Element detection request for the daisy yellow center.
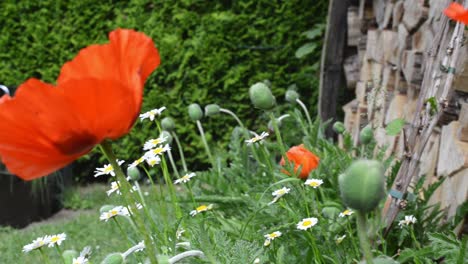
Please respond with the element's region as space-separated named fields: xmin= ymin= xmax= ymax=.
xmin=196 ymin=205 xmax=208 ymax=212
xmin=152 ymin=148 xmax=164 ymax=154
xmin=51 ymin=236 xmax=59 ymax=243
xmin=148 ymin=159 xmax=158 ymax=166
xmin=151 ymin=139 xmax=162 ymax=145
xmin=181 ymin=175 xmax=190 ymax=181
xmin=252 ymin=136 xmax=261 ymax=142
xmin=302 ymin=220 xmax=312 ymax=227
xmin=104 ymin=166 xmax=113 ymax=173
xmin=309 ymin=182 xmax=320 ymax=187
xmin=38 ymin=241 xmax=45 ymax=246
xmin=110 ymin=210 xmax=119 ymax=216
xmin=343 ymin=210 xmax=351 ymax=215
xmin=277 ymin=190 xmax=286 ymax=195
xmin=268 ymin=233 xmax=279 ymax=239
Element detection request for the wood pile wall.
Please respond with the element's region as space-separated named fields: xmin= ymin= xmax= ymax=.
xmin=340 ymin=0 xmax=468 ymax=230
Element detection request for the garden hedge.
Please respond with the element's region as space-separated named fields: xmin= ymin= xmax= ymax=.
xmin=0 ymin=0 xmax=327 ymax=178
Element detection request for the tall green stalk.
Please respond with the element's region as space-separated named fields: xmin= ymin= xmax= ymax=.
xmin=356 ymin=211 xmax=374 ymax=264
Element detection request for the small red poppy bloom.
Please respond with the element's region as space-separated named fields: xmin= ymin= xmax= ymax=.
xmin=0 ymin=29 xmax=160 ymax=180
xmin=444 ymin=2 xmax=468 ymax=24
xmin=280 ymin=144 xmax=320 ymax=179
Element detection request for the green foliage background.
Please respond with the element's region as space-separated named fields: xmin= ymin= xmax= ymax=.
xmin=0 ymin=0 xmax=327 ymax=176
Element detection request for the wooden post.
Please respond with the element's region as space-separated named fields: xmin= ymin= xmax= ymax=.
xmin=319 ymin=0 xmax=349 ymax=137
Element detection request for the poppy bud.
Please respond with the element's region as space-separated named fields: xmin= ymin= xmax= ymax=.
xmin=285 ymin=89 xmax=299 ymax=104
xmin=359 ymin=125 xmax=373 ymax=144
xmin=188 ymin=104 xmax=203 ymax=121
xmin=101 ymin=253 xmax=124 ymax=264
xmin=160 ymin=130 xmax=173 ymax=144
xmin=249 ymin=82 xmax=276 ymax=110
xmin=100 ymin=204 xmax=116 ymax=213
xmin=157 ymin=255 xmax=171 ymax=264
xmin=333 ymin=121 xmax=346 ymax=134
xmin=161 ymin=117 xmax=175 ymax=131
xmin=127 ymin=166 xmax=141 ymax=181
xmin=339 ymin=160 xmax=385 ymax=213
xmin=204 ymin=104 xmax=221 ymax=117
xmin=62 ymin=250 xmax=78 ymax=264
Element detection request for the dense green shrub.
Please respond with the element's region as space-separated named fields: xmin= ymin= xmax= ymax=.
xmin=0 ymin=0 xmax=327 ymax=176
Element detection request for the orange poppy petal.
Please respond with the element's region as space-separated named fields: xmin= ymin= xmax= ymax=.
xmin=444 ymin=3 xmax=468 ymax=24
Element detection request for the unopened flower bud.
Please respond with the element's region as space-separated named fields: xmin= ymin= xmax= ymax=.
xmin=285 ymin=89 xmax=299 ymax=103
xmin=359 ymin=125 xmax=373 ymax=144
xmin=101 ymin=253 xmax=124 ymax=264
xmin=188 ymin=104 xmax=203 ymax=121
xmin=62 ymin=250 xmax=78 ymax=264
xmin=99 ymin=204 xmax=116 ymax=213
xmin=204 ymin=104 xmax=221 ymax=117
xmin=127 ymin=166 xmax=141 ymax=181
xmin=161 ymin=117 xmax=175 ymax=131
xmin=249 ymin=82 xmax=276 ymax=110
xmin=339 ymin=160 xmax=385 ymax=213
xmin=160 ymin=130 xmax=173 ymax=144
xmin=333 ymin=121 xmax=346 ymax=134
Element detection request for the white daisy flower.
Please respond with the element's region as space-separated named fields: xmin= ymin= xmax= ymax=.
xmin=254 ymin=258 xmax=260 ymax=264
xmin=176 ymin=228 xmax=185 ymax=240
xmin=146 ymin=155 xmax=161 ymax=167
xmin=190 ymin=204 xmax=213 ymax=216
xmin=134 ymin=241 xmax=145 ymax=252
xmin=145 ymin=144 xmax=171 ymax=157
xmin=144 ymin=191 xmax=149 ymax=196
xmin=99 ymin=206 xmax=130 ymax=222
xmin=339 ymin=209 xmax=354 ymax=218
xmin=72 ymin=256 xmax=89 ymax=264
xmin=22 ymin=236 xmax=50 ymax=253
xmin=129 ymin=156 xmax=147 ymax=169
xmin=135 ymin=203 xmax=143 ymax=210
xmin=174 ymin=172 xmax=196 ymax=184
xmin=246 ymin=131 xmax=269 ymax=145
xmin=139 ymin=107 xmax=166 ymax=121
xmin=335 ymin=234 xmax=346 ymax=244
xmin=398 ymin=215 xmax=417 ymax=228
xmin=94 ymin=160 xmax=125 ymax=177
xmin=304 ymin=179 xmax=323 ymax=188
xmin=143 ymin=136 xmax=168 ymax=150
xmin=297 ymin=217 xmax=318 ymax=230
xmin=47 ymin=233 xmax=66 ymax=247
xmin=263 ymin=231 xmax=282 ymax=246
xmin=106 ymin=181 xmax=121 ymax=196
xmin=268 ymin=187 xmax=291 ymax=205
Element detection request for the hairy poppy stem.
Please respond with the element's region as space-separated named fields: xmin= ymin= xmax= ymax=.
xmin=171 ymin=132 xmax=188 ymax=172
xmin=100 ymin=141 xmax=159 ymax=264
xmin=356 ymin=211 xmax=374 ymax=264
xmin=296 ymin=98 xmax=313 ymax=128
xmin=268 ymin=112 xmax=287 ymax=155
xmin=196 ymin=120 xmax=216 ymax=168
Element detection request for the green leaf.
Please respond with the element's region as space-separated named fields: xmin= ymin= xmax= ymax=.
xmin=301 ymin=24 xmax=325 ymax=39
xmin=295 ymin=42 xmax=317 ymax=58
xmin=386 ymin=118 xmax=405 ymax=136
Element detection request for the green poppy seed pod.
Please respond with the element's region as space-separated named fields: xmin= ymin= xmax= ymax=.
xmin=99 ymin=204 xmax=116 ymax=214
xmin=62 ymin=250 xmax=78 ymax=264
xmin=157 ymin=255 xmax=171 ymax=264
xmin=339 ymin=160 xmax=385 ymax=213
xmin=204 ymin=104 xmax=221 ymax=117
xmin=285 ymin=89 xmax=299 ymax=104
xmin=249 ymin=82 xmax=276 ymax=110
xmin=161 ymin=117 xmax=175 ymax=131
xmin=160 ymin=130 xmax=173 ymax=144
xmin=358 ymin=256 xmax=400 ymax=264
xmin=188 ymin=104 xmax=203 ymax=121
xmin=321 ymin=206 xmax=341 ymax=219
xmin=359 ymin=125 xmax=373 ymax=144
xmin=333 ymin=121 xmax=346 ymax=134
xmin=127 ymin=166 xmax=141 ymax=181
xmin=101 ymin=253 xmax=125 ymax=264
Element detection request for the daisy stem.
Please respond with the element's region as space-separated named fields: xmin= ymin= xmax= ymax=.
xmin=305 ymin=232 xmax=323 ymax=264
xmin=346 ymin=221 xmax=361 ymax=257
xmin=171 ymin=132 xmax=188 ymax=172
xmin=410 ymin=227 xmax=421 ymax=249
xmin=196 ymin=120 xmax=216 ymax=168
xmin=161 ymin=155 xmax=183 ymax=219
xmin=258 ymin=144 xmax=274 ymax=174
xmin=38 ymin=248 xmax=51 ymax=264
xmin=167 ymin=149 xmax=180 ymax=178
xmin=112 ymin=218 xmax=134 ymax=246
xmin=268 ymin=112 xmax=287 ymax=157
xmin=356 ymin=211 xmax=374 ymax=264
xmin=296 ymin=98 xmax=313 ymax=129
xmin=239 ymin=204 xmax=269 ymax=240
xmin=100 ymin=141 xmax=159 ymax=264
xmin=54 ymin=245 xmax=66 ymax=264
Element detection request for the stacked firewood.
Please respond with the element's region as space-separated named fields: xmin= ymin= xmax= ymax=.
xmin=341 ymin=0 xmax=468 ymax=231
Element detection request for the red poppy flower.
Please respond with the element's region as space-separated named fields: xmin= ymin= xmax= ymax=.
xmin=0 ymin=29 xmax=160 ymax=180
xmin=444 ymin=2 xmax=468 ymax=24
xmin=280 ymin=144 xmax=320 ymax=179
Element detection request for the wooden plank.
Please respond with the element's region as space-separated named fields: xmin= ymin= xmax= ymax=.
xmin=401 ymin=50 xmax=424 ymax=86
xmin=458 ymin=102 xmax=468 ymax=142
xmin=418 ymin=132 xmax=440 ymax=189
xmin=366 ymin=30 xmax=381 ymax=62
xmin=348 ymin=6 xmax=361 ymax=46
xmin=319 ymin=0 xmax=348 ymax=137
xmin=437 ymin=121 xmax=468 ymax=177
xmin=344 ymin=54 xmax=360 ymax=89
xmin=439 ymin=168 xmax=468 ymax=219
xmin=402 ymin=0 xmax=428 ymax=33
xmin=392 ymin=1 xmax=405 ymax=30
xmin=452 ymin=42 xmax=468 ymax=93
xmin=379 ymin=1 xmax=394 ymax=30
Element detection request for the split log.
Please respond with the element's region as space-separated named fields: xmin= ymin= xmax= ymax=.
xmin=366 ymin=30 xmax=381 ymax=62
xmin=379 ymin=30 xmax=398 ymax=63
xmin=348 ymin=6 xmax=361 ymax=46
xmin=402 ymin=50 xmax=424 ymax=85
xmin=402 ymin=0 xmax=429 ymax=33
xmin=373 ymin=0 xmax=387 ymax=28
xmin=379 ymin=1 xmax=394 ymax=29
xmin=437 ymin=121 xmax=468 ymax=177
xmin=418 ymin=132 xmax=440 ymax=188
xmin=453 ymin=41 xmax=468 ymax=93
xmin=343 ymin=99 xmax=359 ymax=133
xmin=385 ymin=94 xmax=408 ymax=124
xmin=412 ymin=21 xmax=434 ymax=52
xmin=344 ymin=54 xmax=360 ymax=89
xmin=439 ymin=168 xmax=468 ymax=219
xmin=382 ymin=66 xmax=397 ymax=92
xmin=392 ymin=1 xmax=405 ymax=30
xmin=458 ymin=102 xmax=468 ymax=142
